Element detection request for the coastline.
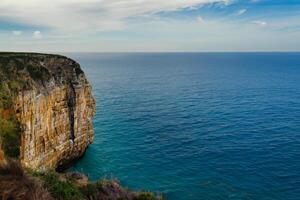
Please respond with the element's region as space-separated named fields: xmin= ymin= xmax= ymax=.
xmin=0 ymin=52 xmax=162 ymax=200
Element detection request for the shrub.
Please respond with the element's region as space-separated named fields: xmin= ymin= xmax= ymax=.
xmin=0 ymin=117 xmax=21 ymax=158
xmin=136 ymin=193 xmax=161 ymax=200
xmin=79 ymin=183 xmax=97 ymax=198
xmin=0 ymin=159 xmax=53 ymax=200
xmin=0 ymin=62 xmax=22 ymax=159
xmin=0 ymin=83 xmax=11 ymax=109
xmin=33 ymin=171 xmax=85 ymax=200
xmin=26 ymin=64 xmax=51 ymax=81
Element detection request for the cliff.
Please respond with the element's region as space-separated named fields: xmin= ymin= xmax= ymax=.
xmin=0 ymin=53 xmax=96 ymax=170
xmin=0 ymin=53 xmax=162 ymax=200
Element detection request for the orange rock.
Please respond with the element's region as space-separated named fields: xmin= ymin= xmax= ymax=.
xmin=3 ymin=54 xmax=96 ymax=170
xmin=1 ymin=109 xmax=14 ymax=119
xmin=0 ymin=150 xmax=4 ymax=162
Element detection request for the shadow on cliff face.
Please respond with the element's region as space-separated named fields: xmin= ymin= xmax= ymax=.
xmin=0 ymin=159 xmax=53 ymax=200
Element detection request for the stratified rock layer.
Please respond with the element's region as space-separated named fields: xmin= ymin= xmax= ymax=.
xmin=1 ymin=54 xmax=96 ymax=170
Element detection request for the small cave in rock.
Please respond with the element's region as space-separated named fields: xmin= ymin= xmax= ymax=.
xmin=39 ymin=136 xmax=46 ymax=153
xmin=67 ymin=84 xmax=76 ymax=142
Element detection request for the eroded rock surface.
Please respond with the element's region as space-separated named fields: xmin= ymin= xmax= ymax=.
xmin=1 ymin=53 xmax=96 ymax=170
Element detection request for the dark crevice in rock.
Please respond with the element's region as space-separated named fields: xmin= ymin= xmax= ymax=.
xmin=67 ymin=83 xmax=76 ymax=143
xmin=1 ymin=53 xmax=96 ymax=170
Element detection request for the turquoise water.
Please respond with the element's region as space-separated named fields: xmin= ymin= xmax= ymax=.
xmin=67 ymin=53 xmax=300 ymax=200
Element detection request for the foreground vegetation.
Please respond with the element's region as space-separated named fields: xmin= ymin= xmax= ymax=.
xmin=36 ymin=172 xmax=160 ymax=200
xmin=0 ymin=53 xmax=162 ymax=200
xmin=0 ymin=53 xmax=56 ymax=158
xmin=0 ymin=64 xmax=22 ymax=158
xmin=0 ymin=159 xmax=162 ymax=200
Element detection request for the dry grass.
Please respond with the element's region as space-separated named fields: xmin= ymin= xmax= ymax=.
xmin=0 ymin=159 xmax=53 ymax=200
xmin=0 ymin=160 xmax=162 ymax=200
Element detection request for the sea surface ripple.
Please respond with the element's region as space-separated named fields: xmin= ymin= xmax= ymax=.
xmin=67 ymin=53 xmax=300 ymax=200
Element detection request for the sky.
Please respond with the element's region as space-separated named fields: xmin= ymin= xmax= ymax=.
xmin=0 ymin=0 xmax=300 ymax=52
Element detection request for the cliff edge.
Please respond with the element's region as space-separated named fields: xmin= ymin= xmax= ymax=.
xmin=0 ymin=53 xmax=96 ymax=170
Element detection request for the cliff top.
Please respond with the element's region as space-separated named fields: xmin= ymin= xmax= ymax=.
xmin=0 ymin=53 xmax=86 ymax=158
xmin=0 ymin=52 xmax=66 ymax=58
xmin=0 ymin=52 xmax=85 ymax=91
xmin=0 ymin=52 xmax=82 ymax=72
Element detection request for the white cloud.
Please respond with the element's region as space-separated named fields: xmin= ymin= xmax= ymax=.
xmin=12 ymin=30 xmax=22 ymax=36
xmin=237 ymin=9 xmax=247 ymax=16
xmin=252 ymin=20 xmax=267 ymax=27
xmin=2 ymin=0 xmax=298 ymax=52
xmin=33 ymin=30 xmax=42 ymax=39
xmin=2 ymin=14 xmax=300 ymax=52
xmin=0 ymin=0 xmax=230 ymax=31
xmin=197 ymin=16 xmax=204 ymax=23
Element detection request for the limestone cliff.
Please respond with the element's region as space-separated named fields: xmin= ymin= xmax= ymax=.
xmin=0 ymin=53 xmax=96 ymax=170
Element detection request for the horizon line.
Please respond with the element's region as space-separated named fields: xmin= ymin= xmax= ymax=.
xmin=1 ymin=51 xmax=300 ymax=54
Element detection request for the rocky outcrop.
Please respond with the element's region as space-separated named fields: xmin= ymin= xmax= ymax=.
xmin=0 ymin=53 xmax=96 ymax=170
xmin=0 ymin=53 xmax=161 ymax=200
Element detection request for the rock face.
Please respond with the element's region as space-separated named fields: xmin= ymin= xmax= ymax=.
xmin=0 ymin=139 xmax=3 ymax=162
xmin=1 ymin=54 xmax=96 ymax=170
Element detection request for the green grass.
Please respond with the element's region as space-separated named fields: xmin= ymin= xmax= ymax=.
xmin=30 ymin=170 xmax=163 ymax=200
xmin=0 ymin=117 xmax=21 ymax=157
xmin=0 ymin=83 xmax=11 ymax=109
xmin=0 ymin=80 xmax=21 ymax=158
xmin=0 ymin=52 xmax=162 ymax=199
xmin=26 ymin=64 xmax=51 ymax=81
xmin=0 ymin=52 xmax=66 ymax=59
xmin=32 ymin=171 xmax=86 ymax=200
xmin=0 ymin=53 xmax=55 ymax=158
xmin=136 ymin=193 xmax=161 ymax=200
xmin=0 ymin=52 xmax=75 ymax=159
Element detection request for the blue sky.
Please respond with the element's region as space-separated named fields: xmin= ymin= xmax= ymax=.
xmin=0 ymin=0 xmax=300 ymax=52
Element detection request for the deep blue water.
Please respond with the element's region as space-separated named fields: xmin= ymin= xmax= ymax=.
xmin=67 ymin=53 xmax=300 ymax=200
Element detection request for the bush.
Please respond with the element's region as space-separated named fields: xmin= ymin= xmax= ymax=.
xmin=0 ymin=83 xmax=11 ymax=109
xmin=0 ymin=159 xmax=53 ymax=200
xmin=0 ymin=117 xmax=21 ymax=158
xmin=26 ymin=64 xmax=51 ymax=81
xmin=0 ymin=63 xmax=22 ymax=159
xmin=33 ymin=171 xmax=85 ymax=200
xmin=79 ymin=183 xmax=97 ymax=198
xmin=8 ymin=80 xmax=25 ymax=92
xmin=136 ymin=193 xmax=161 ymax=200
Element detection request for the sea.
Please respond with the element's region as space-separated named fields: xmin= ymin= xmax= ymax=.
xmin=66 ymin=53 xmax=300 ymax=200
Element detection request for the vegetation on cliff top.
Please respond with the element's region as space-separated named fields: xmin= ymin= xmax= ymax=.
xmin=0 ymin=72 xmax=21 ymax=158
xmin=0 ymin=53 xmax=60 ymax=158
xmin=0 ymin=53 xmax=162 ymax=200
xmin=0 ymin=52 xmax=84 ymax=159
xmin=0 ymin=160 xmax=162 ymax=200
xmin=32 ymin=171 xmax=161 ymax=200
